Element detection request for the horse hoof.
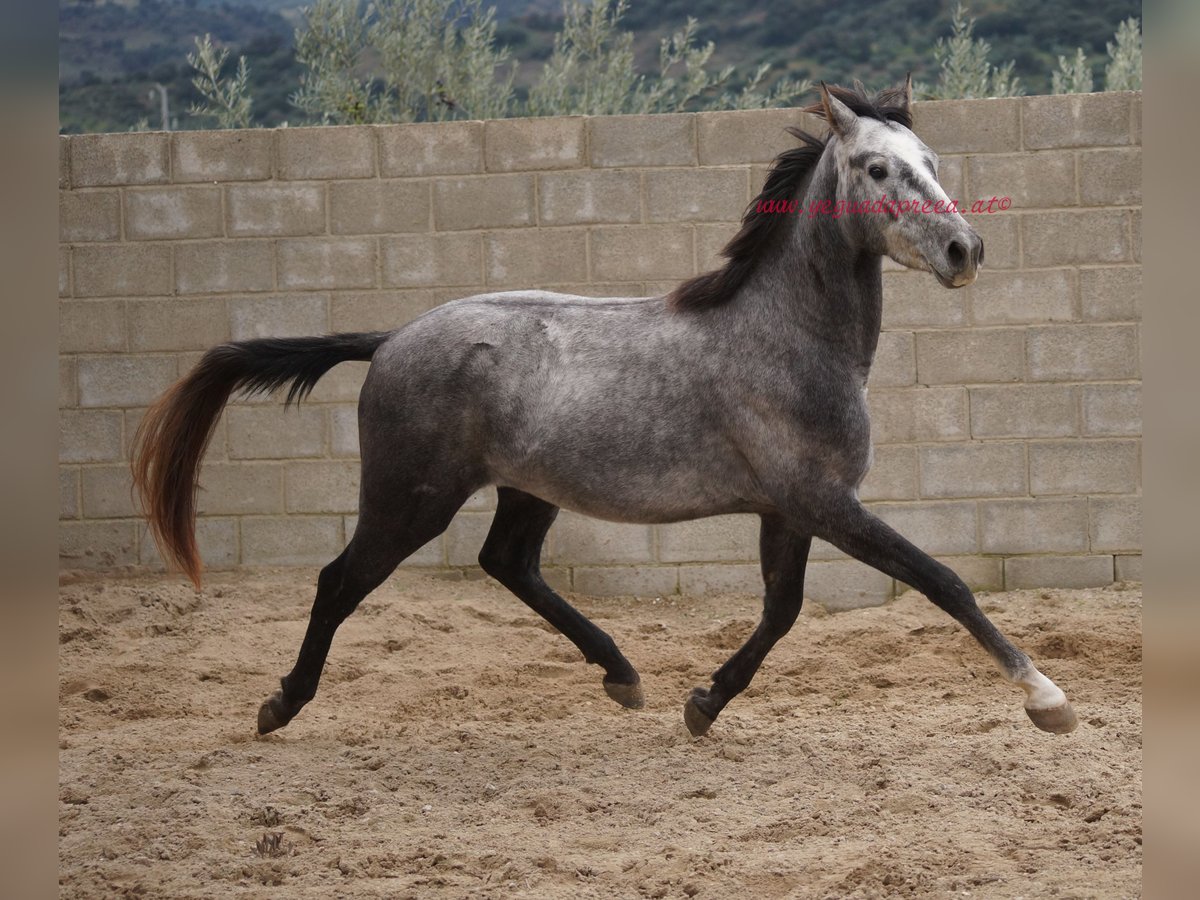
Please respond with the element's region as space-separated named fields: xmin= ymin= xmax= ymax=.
xmin=257 ymin=690 xmax=292 ymax=735
xmin=603 ymin=676 xmax=645 ymax=709
xmin=1025 ymin=701 xmax=1078 ymax=734
xmin=683 ymin=689 xmax=716 ymax=737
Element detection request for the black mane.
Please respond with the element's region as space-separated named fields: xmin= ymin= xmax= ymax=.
xmin=667 ymin=82 xmax=912 ymax=312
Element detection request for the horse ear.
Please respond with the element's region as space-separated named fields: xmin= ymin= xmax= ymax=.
xmin=902 ymin=72 xmax=914 ymax=114
xmin=818 ymin=82 xmax=858 ymax=138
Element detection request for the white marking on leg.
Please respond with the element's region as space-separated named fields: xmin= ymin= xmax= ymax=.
xmin=1015 ymin=664 xmax=1068 ymax=711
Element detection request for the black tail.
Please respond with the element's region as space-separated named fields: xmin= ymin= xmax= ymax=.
xmin=132 ymin=332 xmax=391 ymax=586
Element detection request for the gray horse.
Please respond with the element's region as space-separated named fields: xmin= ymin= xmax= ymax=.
xmin=133 ymin=80 xmax=1077 ymax=739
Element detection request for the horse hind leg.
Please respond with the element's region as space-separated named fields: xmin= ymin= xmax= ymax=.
xmin=685 ymin=514 xmax=810 ymax=736
xmin=257 ymin=489 xmax=469 ymax=735
xmin=478 ymin=487 xmax=644 ymax=709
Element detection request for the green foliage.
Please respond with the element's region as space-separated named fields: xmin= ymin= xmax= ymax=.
xmin=187 ymin=34 xmax=255 ymax=128
xmin=1051 ymin=47 xmax=1093 ymax=94
xmin=919 ymin=3 xmax=1022 ymax=100
xmin=1104 ymin=16 xmax=1141 ymax=91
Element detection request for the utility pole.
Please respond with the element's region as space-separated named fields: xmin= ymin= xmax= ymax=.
xmin=149 ymin=84 xmax=170 ymax=132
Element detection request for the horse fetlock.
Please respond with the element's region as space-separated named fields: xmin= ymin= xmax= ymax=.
xmin=603 ymin=674 xmax=645 ymax=709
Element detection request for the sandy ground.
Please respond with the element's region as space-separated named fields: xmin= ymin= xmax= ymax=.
xmin=59 ymin=569 xmax=1141 ymax=898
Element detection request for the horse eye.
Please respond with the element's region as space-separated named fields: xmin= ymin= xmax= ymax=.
xmin=868 ymin=165 xmax=888 ymax=181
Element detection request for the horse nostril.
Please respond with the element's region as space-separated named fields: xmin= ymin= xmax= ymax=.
xmin=947 ymin=240 xmax=967 ymax=271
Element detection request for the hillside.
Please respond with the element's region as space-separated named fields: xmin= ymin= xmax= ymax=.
xmin=59 ymin=0 xmax=1141 ymax=133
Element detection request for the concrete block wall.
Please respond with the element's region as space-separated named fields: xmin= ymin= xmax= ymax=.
xmin=59 ymin=92 xmax=1142 ymax=605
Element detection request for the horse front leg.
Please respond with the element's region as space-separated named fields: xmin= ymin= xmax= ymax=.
xmin=799 ymin=490 xmax=1077 ymax=733
xmin=684 ymin=513 xmax=811 ymax=736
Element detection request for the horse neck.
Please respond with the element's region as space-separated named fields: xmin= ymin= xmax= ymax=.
xmin=737 ymin=152 xmax=884 ymax=383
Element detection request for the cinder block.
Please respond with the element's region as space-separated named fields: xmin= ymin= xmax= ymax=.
xmin=867 ymin=386 xmax=968 ymax=443
xmin=59 ymin=190 xmax=121 ymax=242
xmin=979 ymin=498 xmax=1088 ymax=554
xmin=1004 ymin=555 xmax=1113 ymax=589
xmin=196 ymin=463 xmax=283 ymax=515
xmin=484 ymin=116 xmax=585 ymax=172
xmin=277 ymin=126 xmax=376 ymax=179
xmin=969 ymin=384 xmax=1077 ymax=438
xmin=920 ymin=442 xmax=1026 ymax=498
xmin=72 ymin=244 xmax=172 ymax=297
xmin=59 ymin=410 xmax=123 ymax=463
xmin=966 ymin=151 xmax=1075 ymax=210
xmin=858 ymin=445 xmax=919 ymax=501
xmin=804 ymin=559 xmax=894 ymax=611
xmin=1088 ymin=495 xmax=1141 ymax=552
xmin=1026 ymin=324 xmax=1140 ymax=381
xmin=573 ymin=565 xmax=680 ymax=597
xmin=227 ymin=406 xmax=326 ymax=459
xmin=694 ymin=222 xmax=738 ymax=271
xmin=537 ymin=170 xmax=641 ymax=225
xmin=589 ymin=113 xmax=696 ymax=167
xmin=60 ymin=468 xmax=79 ymax=519
xmin=59 ymin=300 xmax=125 ymax=353
xmin=912 ymin=98 xmax=1021 ymax=153
xmin=331 ymin=290 xmax=438 ymax=332
xmin=241 ymin=515 xmax=343 ymax=566
xmin=277 ymin=238 xmax=376 ymax=290
xmin=330 ymin=180 xmax=430 ymax=234
xmin=1080 ymin=265 xmax=1140 ymax=322
xmin=226 ymin=184 xmax=325 ymax=237
xmin=443 ymin=511 xmax=495 ymax=567
xmin=80 ymin=465 xmax=136 ymax=518
xmin=59 ymin=136 xmax=70 ymax=189
xmin=139 ymin=517 xmax=238 ymax=570
xmin=59 ymin=247 xmax=70 ymax=297
xmin=77 ymin=356 xmax=177 ymax=408
xmin=881 ymin=270 xmax=968 ymax=328
xmin=965 ymin=212 xmax=1019 ymax=269
xmin=656 ymin=515 xmax=759 ymax=563
xmin=329 ymin=405 xmax=359 ymax=458
xmin=1022 ymin=210 xmax=1130 ymax=267
xmin=937 ymin=155 xmax=965 ymax=202
xmin=381 ymin=233 xmax=482 ymax=286
xmin=1078 ymin=148 xmax=1141 ymax=206
xmin=548 ymin=512 xmax=655 ymax=565
xmin=915 ymin=329 xmax=1024 ymax=384
xmin=379 ymin=120 xmax=483 ymax=176
xmin=59 ymin=520 xmax=139 ymax=569
xmin=485 ymin=229 xmax=587 ymax=286
xmin=589 ymin=225 xmax=693 ymax=281
xmin=969 ymin=268 xmax=1076 ymax=325
xmin=868 ymin=331 xmax=916 ymax=387
xmin=873 ymin=501 xmax=978 ymax=555
xmin=643 ymin=168 xmax=748 ymax=223
xmin=697 ymin=108 xmax=824 ymax=165
xmin=1029 ymin=439 xmax=1139 ymax=495
xmin=433 ymin=174 xmax=535 ymax=230
xmin=127 ymin=298 xmax=228 ymax=351
xmin=1115 ymin=554 xmax=1141 ymax=581
xmin=678 ymin=563 xmax=761 ymax=596
xmin=229 ymin=293 xmax=329 ymax=341
xmin=172 ymin=129 xmax=273 ymax=182
xmin=175 ymin=240 xmax=274 ymax=294
xmin=285 ymin=460 xmax=360 ymax=514
xmin=1022 ymin=93 xmax=1132 ymax=149
xmin=59 ymin=357 xmax=76 ymax=408
xmin=70 ymin=133 xmax=169 ymax=187
xmin=1081 ymin=384 xmax=1140 ymax=436
xmin=124 ymin=187 xmax=222 ymax=240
